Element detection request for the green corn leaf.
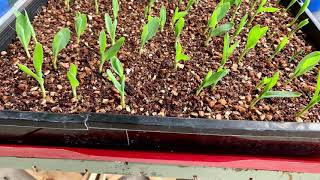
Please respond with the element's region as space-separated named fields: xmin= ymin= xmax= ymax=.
xmin=102 ymin=37 xmax=125 ymax=62
xmin=24 ymin=10 xmax=37 ymax=42
xmin=106 ymin=69 xmax=122 ymax=92
xmin=110 ymin=56 xmax=124 ymax=78
xmin=256 ymin=77 xmax=271 ymax=89
xmin=210 ymin=22 xmax=234 ymax=37
xmin=15 ymin=11 xmax=32 ymax=58
xmin=99 ymin=30 xmax=107 ymax=56
xmin=261 ymin=7 xmax=279 ymax=13
xmin=203 ymin=69 xmax=229 ymax=88
xmin=289 ymin=19 xmax=309 ymax=37
xmin=221 ymin=33 xmax=238 ymax=67
xmin=262 ymin=71 xmax=279 ymax=95
xmin=224 ymin=0 xmax=235 ymax=5
xmin=234 ymin=13 xmax=248 ymax=37
xmin=291 ymin=51 xmax=320 ymax=80
xmin=208 ymin=8 xmax=219 ymax=29
xmin=261 ymin=91 xmax=301 ymax=99
xmin=75 ymin=12 xmax=87 ymax=43
xmin=160 ymin=5 xmax=167 ymax=32
xmin=105 ymin=13 xmax=117 ymax=44
xmin=33 ymin=42 xmax=43 ymax=77
xmin=175 ymin=41 xmax=190 ymax=66
xmin=186 ymin=0 xmax=195 ymax=11
xmin=275 ymin=36 xmax=289 ymax=54
xmin=18 ymin=64 xmax=38 ymax=81
xmin=217 ymin=2 xmax=230 ymax=21
xmin=249 ymin=0 xmax=278 ymax=25
xmin=288 ymin=0 xmax=310 ymax=27
xmin=112 ymin=0 xmax=119 ymax=19
xmin=172 ymin=8 xmax=188 ymax=27
xmin=286 ymin=0 xmax=296 ymax=10
xmin=234 ymin=0 xmax=242 ymax=6
xmin=245 ymin=25 xmax=268 ymax=50
xmin=175 ymin=17 xmax=185 ymax=40
xmin=52 ymin=28 xmax=71 ymax=69
xmin=67 ymin=63 xmax=80 ymax=98
xmin=140 ymin=16 xmax=160 ymax=51
xmin=228 ymin=40 xmax=239 ymax=57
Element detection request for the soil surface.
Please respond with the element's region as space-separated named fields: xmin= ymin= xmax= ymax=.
xmin=0 ymin=0 xmax=319 ymax=122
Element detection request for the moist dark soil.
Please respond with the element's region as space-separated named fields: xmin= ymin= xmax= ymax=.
xmin=0 ymin=0 xmax=319 ymax=122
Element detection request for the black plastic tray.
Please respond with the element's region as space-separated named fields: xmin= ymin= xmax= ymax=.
xmin=1 ymin=0 xmax=320 ymax=156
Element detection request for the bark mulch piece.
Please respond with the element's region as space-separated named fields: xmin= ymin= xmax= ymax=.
xmin=0 ymin=0 xmax=319 ymax=122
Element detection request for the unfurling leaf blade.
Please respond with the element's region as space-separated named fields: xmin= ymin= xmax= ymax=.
xmin=288 ymin=0 xmax=310 ymax=27
xmin=112 ymin=0 xmax=119 ymax=19
xmin=52 ymin=28 xmax=71 ymax=70
xmin=261 ymin=91 xmax=301 ymax=98
xmin=99 ymin=30 xmax=107 ymax=56
xmin=160 ymin=5 xmax=167 ymax=32
xmin=67 ymin=63 xmax=80 ymax=99
xmin=233 ymin=13 xmax=248 ymax=37
xmin=289 ymin=51 xmax=320 ymax=81
xmin=210 ymin=22 xmax=234 ymax=37
xmin=175 ymin=17 xmax=185 ymax=40
xmin=33 ymin=42 xmax=44 ymax=77
xmin=75 ymin=12 xmax=88 ymax=44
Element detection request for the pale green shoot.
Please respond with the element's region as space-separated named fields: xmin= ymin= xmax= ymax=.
xmin=99 ymin=37 xmax=125 ymax=73
xmin=196 ymin=68 xmax=230 ymax=96
xmin=287 ymin=51 xmax=320 ymax=83
xmin=206 ymin=22 xmax=234 ymax=46
xmin=221 ymin=33 xmax=239 ymax=68
xmin=297 ymin=71 xmax=320 ymax=117
xmin=288 ymin=19 xmax=309 ymax=37
xmin=160 ymin=5 xmax=167 ymax=32
xmin=140 ymin=16 xmax=160 ymax=53
xmin=250 ymin=71 xmax=301 ymax=108
xmin=268 ymin=36 xmax=289 ymax=61
xmin=249 ymin=0 xmax=279 ymax=25
xmin=105 ymin=13 xmax=118 ymax=45
xmin=171 ymin=7 xmax=188 ymax=28
xmin=67 ymin=63 xmax=79 ymax=99
xmin=106 ymin=57 xmax=126 ymax=109
xmin=17 ymin=42 xmax=46 ymax=98
xmin=95 ymin=0 xmax=99 ymax=14
xmin=286 ymin=0 xmax=296 ymax=10
xmin=238 ymin=25 xmax=268 ymax=62
xmin=175 ymin=17 xmax=185 ymax=41
xmin=175 ymin=41 xmax=190 ymax=69
xmin=52 ymin=28 xmax=71 ymax=70
xmin=233 ymin=13 xmax=248 ymax=39
xmin=186 ymin=0 xmax=196 ymax=11
xmin=113 ymin=0 xmax=119 ymax=19
xmin=144 ymin=0 xmax=155 ymax=19
xmin=75 ymin=12 xmax=87 ymax=44
xmin=288 ymin=0 xmax=310 ymax=27
xmin=65 ymin=0 xmax=70 ymax=11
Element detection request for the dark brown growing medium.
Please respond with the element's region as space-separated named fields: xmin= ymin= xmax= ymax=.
xmin=0 ymin=0 xmax=319 ymax=122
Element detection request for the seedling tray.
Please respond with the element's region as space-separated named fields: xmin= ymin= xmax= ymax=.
xmin=1 ymin=0 xmax=320 ymax=156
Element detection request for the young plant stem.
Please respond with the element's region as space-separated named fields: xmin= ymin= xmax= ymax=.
xmin=72 ymin=88 xmax=77 ymax=99
xmin=249 ymin=0 xmax=259 ymax=13
xmin=95 ymin=0 xmax=99 ymax=14
xmin=40 ymin=83 xmax=46 ymax=98
xmin=25 ymin=48 xmax=31 ymax=59
xmin=268 ymin=53 xmax=276 ymax=61
xmin=120 ymin=94 xmax=125 ymax=109
xmin=53 ymin=57 xmax=58 ymax=70
xmin=99 ymin=59 xmax=103 ymax=73
xmin=195 ymin=87 xmax=203 ymax=96
xmin=238 ymin=49 xmax=248 ymax=63
xmin=231 ymin=6 xmax=240 ymax=22
xmin=250 ymin=96 xmax=260 ymax=108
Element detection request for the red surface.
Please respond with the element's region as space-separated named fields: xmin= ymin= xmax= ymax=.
xmin=2 ymin=144 xmax=320 ymax=173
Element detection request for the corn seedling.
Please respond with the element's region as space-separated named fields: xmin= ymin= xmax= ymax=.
xmin=288 ymin=0 xmax=310 ymax=27
xmin=99 ymin=35 xmax=125 ymax=73
xmin=233 ymin=13 xmax=248 ymax=39
xmin=286 ymin=51 xmax=320 ymax=84
xmin=14 ymin=11 xmax=37 ymax=58
xmin=106 ymin=57 xmax=126 ymax=109
xmin=67 ymin=63 xmax=79 ymax=99
xmin=144 ymin=0 xmax=155 ymax=19
xmin=95 ymin=0 xmax=99 ymax=14
xmin=289 ymin=48 xmax=304 ymax=62
xmin=186 ymin=0 xmax=196 ymax=11
xmin=160 ymin=5 xmax=167 ymax=32
xmin=175 ymin=41 xmax=190 ymax=69
xmin=297 ymin=71 xmax=320 ymax=117
xmin=105 ymin=13 xmax=118 ymax=45
xmin=196 ymin=68 xmax=229 ymax=96
xmin=17 ymin=42 xmax=46 ymax=98
xmin=231 ymin=0 xmax=243 ymax=22
xmin=268 ymin=36 xmax=289 ymax=61
xmin=249 ymin=0 xmax=259 ymax=13
xmin=286 ymin=0 xmax=296 ymax=10
xmin=248 ymin=0 xmax=279 ymax=25
xmin=113 ymin=0 xmax=119 ymax=20
xmin=238 ymin=25 xmax=268 ymax=62
xmin=288 ymin=19 xmax=309 ymax=37
xmin=171 ymin=7 xmax=188 ymax=29
xmin=175 ymin=17 xmax=185 ymax=42
xmin=65 ymin=0 xmax=70 ymax=11
xmin=250 ymin=71 xmax=301 ymax=108
xmin=52 ymin=28 xmax=71 ymax=70
xmin=140 ymin=16 xmax=160 ymax=53
xmin=221 ymin=33 xmax=239 ymax=68
xmin=75 ymin=12 xmax=87 ymax=44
